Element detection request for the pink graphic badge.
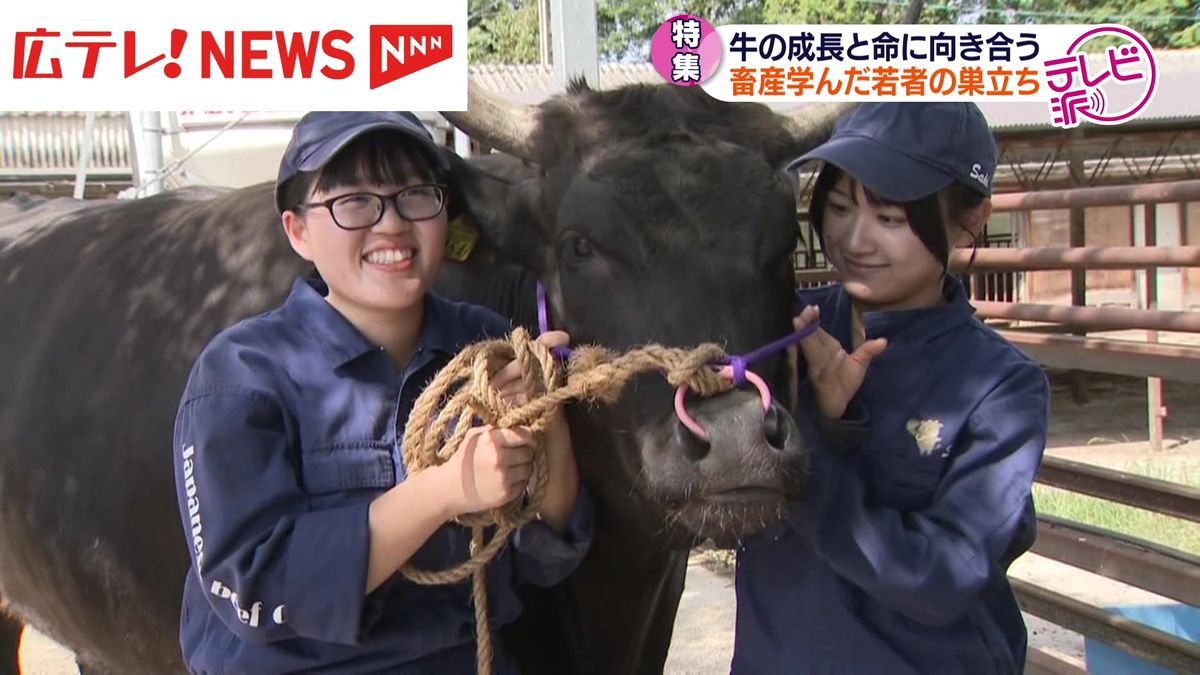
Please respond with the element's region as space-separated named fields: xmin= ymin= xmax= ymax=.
xmin=1043 ymin=25 xmax=1157 ymax=129
xmin=650 ymin=15 xmax=722 ymax=87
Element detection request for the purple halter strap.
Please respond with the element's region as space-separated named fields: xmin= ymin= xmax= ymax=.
xmin=536 ymin=281 xmax=574 ymax=360
xmin=535 ymin=281 xmax=818 ymax=383
xmin=535 ymin=281 xmax=820 ymax=440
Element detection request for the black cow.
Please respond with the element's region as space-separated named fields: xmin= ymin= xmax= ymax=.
xmin=0 ymin=83 xmax=845 ymax=674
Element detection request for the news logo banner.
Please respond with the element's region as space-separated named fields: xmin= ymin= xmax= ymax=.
xmin=694 ymin=24 xmax=1157 ymax=129
xmin=0 ymin=0 xmax=467 ymax=110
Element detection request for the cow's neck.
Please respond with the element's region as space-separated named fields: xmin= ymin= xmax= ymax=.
xmin=504 ymin=525 xmax=690 ymax=675
xmin=434 ymin=250 xmax=539 ymax=331
xmin=569 ymin=527 xmax=690 ymax=675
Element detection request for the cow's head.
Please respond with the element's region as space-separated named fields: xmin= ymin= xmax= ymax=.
xmin=441 ymin=81 xmax=848 ymax=547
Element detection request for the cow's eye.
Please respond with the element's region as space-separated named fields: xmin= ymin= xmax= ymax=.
xmin=570 ymin=235 xmax=594 ymax=259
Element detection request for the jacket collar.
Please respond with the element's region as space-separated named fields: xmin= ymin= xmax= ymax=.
xmin=825 ymin=277 xmax=976 ymax=356
xmin=282 ymin=277 xmax=458 ymax=369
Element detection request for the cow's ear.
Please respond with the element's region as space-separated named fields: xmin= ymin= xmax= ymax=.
xmin=444 ymin=149 xmax=548 ymax=272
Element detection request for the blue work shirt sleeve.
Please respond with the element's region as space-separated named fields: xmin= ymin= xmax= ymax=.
xmin=511 ymin=485 xmax=594 ymax=587
xmin=794 ymin=363 xmax=1049 ymax=626
xmin=173 ymin=389 xmax=372 ymax=646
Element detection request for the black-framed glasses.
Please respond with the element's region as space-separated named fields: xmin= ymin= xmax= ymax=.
xmin=298 ymin=183 xmax=448 ymax=230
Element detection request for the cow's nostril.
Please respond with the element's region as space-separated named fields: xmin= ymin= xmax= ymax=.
xmin=676 ymin=421 xmax=711 ymax=461
xmin=763 ymin=404 xmax=789 ymax=450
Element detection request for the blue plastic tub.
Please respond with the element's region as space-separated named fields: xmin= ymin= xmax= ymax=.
xmin=1083 ymin=604 xmax=1200 ymax=675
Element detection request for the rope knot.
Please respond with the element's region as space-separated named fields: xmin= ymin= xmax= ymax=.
xmin=657 ymin=343 xmax=732 ymax=396
xmin=396 ymin=330 xmax=742 ymax=675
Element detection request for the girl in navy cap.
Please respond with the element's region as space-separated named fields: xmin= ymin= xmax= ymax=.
xmin=171 ymin=111 xmax=591 ymax=674
xmin=732 ymin=102 xmax=1050 ymax=675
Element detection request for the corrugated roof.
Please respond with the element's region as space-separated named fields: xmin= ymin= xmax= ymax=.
xmin=468 ymin=63 xmax=660 ymax=103
xmin=469 ymin=50 xmax=1200 ymax=130
xmin=0 ymin=112 xmax=131 ymax=174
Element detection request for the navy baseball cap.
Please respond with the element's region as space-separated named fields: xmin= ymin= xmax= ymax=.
xmin=787 ymin=102 xmax=997 ymax=202
xmin=274 ymin=111 xmax=449 ymax=212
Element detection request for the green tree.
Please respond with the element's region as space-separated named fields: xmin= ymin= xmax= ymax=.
xmin=974 ymin=0 xmax=1200 ymax=48
xmin=469 ymin=0 xmax=665 ymax=63
xmin=597 ymin=0 xmax=666 ymax=60
xmin=469 ymin=0 xmax=541 ymax=64
xmin=761 ymin=0 xmax=953 ymax=25
xmin=599 ymin=0 xmax=774 ymax=61
xmin=1089 ymin=0 xmax=1199 ymax=48
xmin=680 ymin=0 xmax=768 ymax=23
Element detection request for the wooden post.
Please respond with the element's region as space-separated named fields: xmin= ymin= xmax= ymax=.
xmin=1067 ymin=154 xmax=1089 ymax=403
xmin=1144 ymin=203 xmax=1165 ymax=452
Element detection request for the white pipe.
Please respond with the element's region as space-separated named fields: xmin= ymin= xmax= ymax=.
xmin=73 ymin=112 xmax=97 ymax=200
xmin=137 ymin=111 xmax=165 ymax=196
xmin=550 ymin=0 xmax=598 ymax=88
xmin=454 ymin=127 xmax=472 ymax=158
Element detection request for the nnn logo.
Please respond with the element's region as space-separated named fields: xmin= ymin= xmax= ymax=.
xmin=369 ymin=25 xmax=452 ymax=89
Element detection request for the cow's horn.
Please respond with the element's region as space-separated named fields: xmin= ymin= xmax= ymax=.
xmin=781 ymin=103 xmax=857 ymax=154
xmin=441 ymin=80 xmax=539 ymax=160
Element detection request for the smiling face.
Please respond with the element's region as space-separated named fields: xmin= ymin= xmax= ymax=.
xmin=280 ymin=132 xmax=449 ymax=318
xmin=819 ymin=172 xmax=946 ymax=312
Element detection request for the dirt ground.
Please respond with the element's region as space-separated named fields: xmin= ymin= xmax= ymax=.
xmin=16 ymin=372 xmax=1200 ymax=674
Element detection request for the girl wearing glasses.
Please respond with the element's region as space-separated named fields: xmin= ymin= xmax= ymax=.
xmin=171 ymin=111 xmax=591 ymax=674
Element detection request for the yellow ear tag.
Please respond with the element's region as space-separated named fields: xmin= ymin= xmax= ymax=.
xmin=445 ymin=214 xmax=480 ymax=262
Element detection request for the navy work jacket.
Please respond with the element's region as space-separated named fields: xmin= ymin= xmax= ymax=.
xmin=173 ymin=278 xmax=592 ymax=674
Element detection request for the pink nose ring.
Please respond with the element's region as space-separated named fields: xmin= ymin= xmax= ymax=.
xmin=674 ymin=366 xmax=773 ymax=442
